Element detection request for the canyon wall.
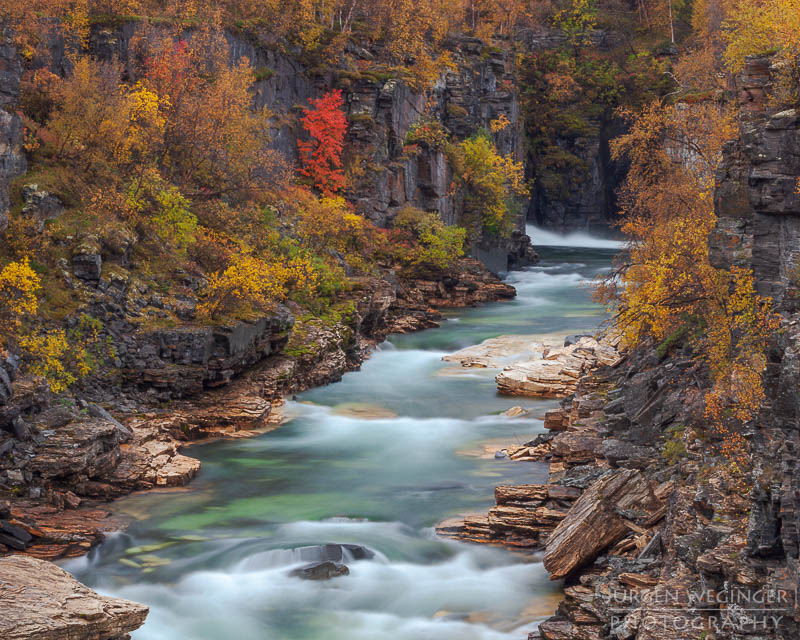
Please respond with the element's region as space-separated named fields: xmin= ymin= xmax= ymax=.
xmin=83 ymin=24 xmax=532 ymax=272
xmin=520 ymin=27 xmax=629 ymax=233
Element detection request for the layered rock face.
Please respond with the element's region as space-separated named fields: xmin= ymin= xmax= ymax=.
xmin=0 ymin=554 xmax=148 ymax=639
xmin=710 ymin=56 xmax=800 ymax=306
xmin=0 ymin=42 xmax=27 ymax=234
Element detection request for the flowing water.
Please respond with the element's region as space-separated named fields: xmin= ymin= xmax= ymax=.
xmin=65 ymin=228 xmax=620 ymax=640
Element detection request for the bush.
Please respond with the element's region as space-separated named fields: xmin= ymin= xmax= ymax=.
xmin=405 ymin=119 xmax=449 ymax=150
xmin=446 ymin=133 xmax=527 ymax=239
xmin=390 ymin=206 xmax=466 ymax=275
xmin=152 ymin=186 xmax=198 ymax=252
xmin=199 ymin=254 xmax=319 ymax=320
xmin=0 ymin=258 xmax=41 ymax=331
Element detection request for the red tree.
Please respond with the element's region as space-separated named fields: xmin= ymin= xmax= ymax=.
xmin=298 ymin=89 xmax=348 ymax=194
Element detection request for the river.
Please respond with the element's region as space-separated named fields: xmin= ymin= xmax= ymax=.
xmin=64 ymin=227 xmax=621 ymax=640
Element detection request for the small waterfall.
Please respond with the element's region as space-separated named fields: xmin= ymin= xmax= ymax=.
xmin=525 ymin=224 xmax=625 ymax=250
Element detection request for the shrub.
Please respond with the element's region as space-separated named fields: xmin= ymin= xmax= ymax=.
xmin=0 ymin=258 xmax=41 ymax=330
xmin=199 ymin=254 xmax=319 ymax=320
xmin=391 ymin=206 xmax=466 ymax=275
xmin=152 ymin=186 xmax=198 ymax=252
xmin=405 ymin=119 xmax=449 ymax=150
xmin=447 ymin=133 xmax=528 ymax=238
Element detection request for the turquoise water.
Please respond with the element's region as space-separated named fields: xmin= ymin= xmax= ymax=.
xmin=65 ymin=232 xmax=619 ymax=640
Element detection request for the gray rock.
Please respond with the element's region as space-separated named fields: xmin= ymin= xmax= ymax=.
xmin=289 ymin=561 xmax=350 ymax=580
xmin=21 ymin=184 xmax=64 ymax=233
xmin=746 ymin=484 xmax=784 ymax=558
xmin=0 ymin=555 xmax=148 ymax=638
xmin=10 ymin=416 xmax=29 ymax=441
xmin=602 ymin=439 xmax=655 ymax=469
xmin=0 ymin=365 xmax=11 ymax=406
xmin=0 ymin=109 xmax=27 ymax=233
xmin=72 ymin=252 xmax=102 ymax=282
xmin=88 ymin=404 xmax=134 ymax=443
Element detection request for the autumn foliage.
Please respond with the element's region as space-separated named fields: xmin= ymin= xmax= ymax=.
xmin=599 ymin=91 xmax=778 ymax=464
xmin=298 ymin=90 xmax=348 ymax=195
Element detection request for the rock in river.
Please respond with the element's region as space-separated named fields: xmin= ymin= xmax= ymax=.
xmin=496 ymin=335 xmax=623 ymax=398
xmin=289 ymin=561 xmax=350 ymax=580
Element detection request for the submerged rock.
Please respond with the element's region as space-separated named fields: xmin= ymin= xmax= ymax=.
xmin=0 ymin=554 xmax=148 ymax=639
xmin=289 ymin=561 xmax=350 ymax=580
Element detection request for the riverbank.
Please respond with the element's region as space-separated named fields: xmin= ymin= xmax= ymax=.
xmin=0 ymin=257 xmax=515 ymax=561
xmin=439 ymin=330 xmax=800 ymax=640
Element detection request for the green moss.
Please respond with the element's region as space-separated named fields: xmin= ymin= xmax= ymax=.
xmin=348 ymin=112 xmax=376 ymax=125
xmin=656 ymin=324 xmax=690 ymax=358
xmin=447 ymin=104 xmax=469 ymax=118
xmin=253 ymin=67 xmax=276 ymax=82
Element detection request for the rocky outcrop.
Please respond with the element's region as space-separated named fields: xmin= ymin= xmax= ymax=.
xmin=437 ymin=483 xmax=578 ymax=550
xmin=118 ymin=309 xmax=294 ymax=397
xmin=495 ymin=334 xmax=622 ymax=397
xmin=20 ymin=184 xmax=64 ymax=234
xmin=0 ymin=554 xmax=148 ymax=639
xmin=444 ymin=334 xmax=622 ymax=397
xmin=542 ymin=469 xmax=662 ymax=579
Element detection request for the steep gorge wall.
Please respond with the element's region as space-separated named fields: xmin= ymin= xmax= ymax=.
xmin=710 ymin=57 xmax=800 ymax=307
xmin=0 ymin=41 xmax=26 ymax=234
xmin=85 ymin=25 xmax=532 ymax=272
xmin=519 ymin=27 xmax=629 ymax=234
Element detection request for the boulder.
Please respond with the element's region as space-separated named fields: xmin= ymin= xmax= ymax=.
xmin=543 ymin=469 xmax=661 ymax=579
xmin=602 ymin=439 xmax=656 ymax=469
xmin=27 ymin=417 xmax=122 ymax=482
xmin=72 ymin=235 xmax=103 ymax=282
xmin=289 ymin=561 xmax=350 ymax=580
xmin=0 ymin=555 xmax=148 ymax=639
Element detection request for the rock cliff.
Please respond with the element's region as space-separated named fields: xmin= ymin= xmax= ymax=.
xmin=0 ymin=41 xmax=26 ymax=233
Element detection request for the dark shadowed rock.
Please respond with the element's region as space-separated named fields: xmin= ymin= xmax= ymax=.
xmin=72 ymin=236 xmax=103 ymax=282
xmin=602 ymin=439 xmax=655 ymax=469
xmin=289 ymin=561 xmax=350 ymax=580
